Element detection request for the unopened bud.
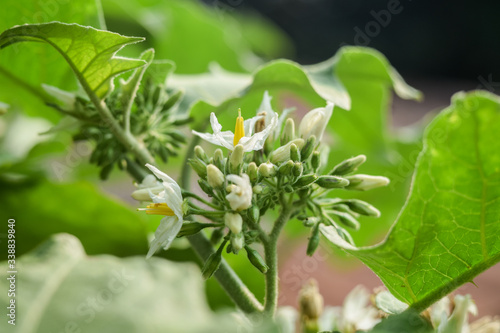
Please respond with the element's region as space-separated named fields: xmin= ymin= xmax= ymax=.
xmin=279 ymin=160 xmax=294 ymax=175
xmin=303 ymin=216 xmax=320 ymax=227
xmin=290 ymin=143 xmax=300 ymax=162
xmin=342 ymin=199 xmax=381 ymax=217
xmin=301 ymin=135 xmax=316 ymax=160
xmin=194 ymin=145 xmax=209 ymax=163
xmin=201 ymin=241 xmax=226 ymax=279
xmin=252 ymin=184 xmax=263 ymax=194
xmin=293 ymin=162 xmax=303 ymax=177
xmin=330 ymin=155 xmax=366 ymax=175
xmin=249 ymin=205 xmax=260 ymax=223
xmin=177 ymin=222 xmax=214 ymax=238
xmin=207 ymin=164 xmax=224 ymax=188
xmin=225 ymin=212 xmax=243 ymax=234
xmin=316 ymin=175 xmax=349 ymax=189
xmin=245 ymin=246 xmax=268 ymax=273
xmin=306 ymin=223 xmax=320 ymax=256
xmin=189 ymin=158 xmax=207 ymax=179
xmin=281 ymin=118 xmax=295 ymax=145
xmin=311 ymin=151 xmax=320 ymax=170
xmin=247 ymin=162 xmax=258 ymax=182
xmin=258 ymin=162 xmax=277 ymax=177
xmin=131 ymin=175 xmax=163 ymax=201
xmin=294 ymin=174 xmax=318 ymax=188
xmin=345 ymin=174 xmax=390 ymax=191
xmin=229 ymin=144 xmax=244 ymax=174
xmin=299 ymin=279 xmax=324 ymax=321
xmin=231 ymin=233 xmax=245 ymax=253
xmin=270 ymin=138 xmax=305 ymax=164
xmin=332 ymin=211 xmax=360 ymax=230
xmin=198 ymin=179 xmax=214 ymax=196
xmin=214 ymin=149 xmax=224 ymax=170
xmin=284 ymin=184 xmax=294 ymax=193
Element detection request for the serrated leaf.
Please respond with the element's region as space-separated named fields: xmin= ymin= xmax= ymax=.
xmin=0 ymin=22 xmax=146 ymax=100
xmin=321 ymin=91 xmax=500 ymax=311
xmin=0 ymin=233 xmax=242 ymax=333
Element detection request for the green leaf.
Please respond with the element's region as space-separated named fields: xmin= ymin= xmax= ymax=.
xmin=0 ymin=233 xmax=244 ymax=332
xmin=0 ymin=22 xmax=146 ymax=100
xmin=0 ymin=180 xmax=148 ymax=259
xmin=321 ymin=91 xmax=500 ymax=311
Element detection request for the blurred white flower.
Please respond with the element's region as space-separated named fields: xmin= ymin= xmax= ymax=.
xmin=226 ymin=174 xmax=252 ymax=211
xmin=432 ymin=295 xmax=477 ymax=333
xmin=298 ymin=102 xmax=334 ymax=141
xmin=139 ymin=164 xmax=184 ymax=258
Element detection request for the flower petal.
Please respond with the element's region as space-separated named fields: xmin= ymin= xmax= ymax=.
xmin=145 ymin=164 xmax=182 ymax=200
xmin=146 ymin=216 xmax=183 ymax=258
xmin=239 ymin=112 xmax=278 ymax=152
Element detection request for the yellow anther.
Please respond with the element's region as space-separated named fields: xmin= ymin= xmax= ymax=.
xmin=142 ymin=203 xmax=175 ymax=216
xmin=233 ymin=108 xmax=245 ymax=146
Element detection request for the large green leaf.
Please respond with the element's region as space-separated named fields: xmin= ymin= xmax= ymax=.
xmin=0 ymin=233 xmax=250 ymax=333
xmin=0 ymin=0 xmax=103 ymax=121
xmin=321 ymin=91 xmax=500 ymax=310
xmin=0 ymin=180 xmax=148 ymax=259
xmin=0 ymin=22 xmax=146 ymax=101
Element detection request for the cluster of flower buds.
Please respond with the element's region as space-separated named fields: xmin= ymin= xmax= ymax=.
xmin=134 ymin=91 xmax=390 ymax=277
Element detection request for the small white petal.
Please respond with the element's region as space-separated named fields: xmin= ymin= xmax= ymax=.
xmin=146 ymin=216 xmax=183 ymax=258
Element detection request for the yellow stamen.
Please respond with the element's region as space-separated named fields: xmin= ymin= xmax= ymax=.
xmin=141 ymin=203 xmax=176 ymax=216
xmin=233 ymin=108 xmax=245 ymax=146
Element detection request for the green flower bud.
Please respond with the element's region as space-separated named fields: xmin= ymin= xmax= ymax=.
xmin=247 ymin=162 xmax=258 ymax=182
xmin=332 ymin=211 xmax=360 ymax=230
xmin=258 ymin=162 xmax=277 ymax=177
xmin=294 ymin=174 xmax=318 ymax=188
xmin=229 ymin=144 xmax=244 ymax=174
xmin=188 ymin=158 xmax=207 ymax=179
xmin=284 ymin=184 xmax=294 ymax=193
xmin=177 ymin=222 xmax=215 ymax=238
xmin=278 ymin=160 xmax=294 ymax=175
xmin=293 ymin=162 xmax=303 ymax=177
xmin=194 ymin=145 xmax=209 ymax=163
xmin=303 ymin=216 xmax=321 ymax=227
xmin=202 ymin=241 xmax=226 ymax=279
xmin=281 ymin=118 xmax=296 ymax=145
xmin=225 ymin=212 xmax=243 ymax=234
xmin=198 ymin=179 xmax=214 ymax=196
xmin=270 ymin=138 xmax=305 ymax=164
xmin=311 ymin=151 xmax=320 ymax=170
xmin=214 ymin=149 xmax=224 ymax=170
xmin=337 ymin=227 xmax=355 ymax=245
xmin=290 ymin=143 xmax=300 ymax=162
xmin=306 ymin=223 xmax=321 ymax=256
xmin=207 ymin=164 xmax=224 ymax=188
xmin=345 ymin=174 xmax=390 ymax=191
xmin=210 ymin=227 xmax=224 ymax=244
xmin=342 ymin=199 xmax=381 ymax=217
xmin=330 ymin=155 xmax=367 ymax=176
xmin=301 ymin=135 xmax=316 ymax=160
xmin=332 ymin=204 xmax=353 ymax=215
xmin=231 ymin=233 xmax=245 ymax=253
xmin=298 ymin=279 xmax=324 ymax=322
xmin=245 ymin=246 xmax=268 ymax=274
xmin=316 ymin=175 xmax=350 ymax=189
xmin=252 ymin=184 xmax=263 ymax=194
xmin=248 ymin=205 xmax=260 ymax=223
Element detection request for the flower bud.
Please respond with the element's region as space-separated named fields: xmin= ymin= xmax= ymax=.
xmin=270 ymin=138 xmax=305 ymax=164
xmin=245 ymin=246 xmax=268 ymax=273
xmin=188 ymin=158 xmax=207 ymax=179
xmin=214 ymin=148 xmax=224 ymax=170
xmin=306 ymin=223 xmax=320 ymax=256
xmin=316 ymin=175 xmax=350 ymax=189
xmin=290 ymin=143 xmax=300 ymax=162
xmin=252 ymin=184 xmax=263 ymax=194
xmin=247 ymin=162 xmax=258 ymax=182
xmin=194 ymin=145 xmax=209 ymax=163
xmin=201 ymin=241 xmax=226 ymax=279
xmin=281 ymin=118 xmax=295 ymax=145
xmin=210 ymin=227 xmax=224 ymax=245
xmin=299 ymin=279 xmax=324 ymax=321
xmin=342 ymin=199 xmax=381 ymax=217
xmin=284 ymin=184 xmax=294 ymax=193
xmin=198 ymin=179 xmax=214 ymax=196
xmin=177 ymin=222 xmax=214 ymax=238
xmin=229 ymin=144 xmax=244 ymax=174
xmin=131 ymin=175 xmax=163 ymax=201
xmin=278 ymin=160 xmax=294 ymax=175
xmin=207 ymin=164 xmax=224 ymax=188
xmin=294 ymin=174 xmax=318 ymax=188
xmin=248 ymin=205 xmax=260 ymax=223
xmin=225 ymin=212 xmax=243 ymax=234
xmin=332 ymin=211 xmax=360 ymax=230
xmin=231 ymin=233 xmax=245 ymax=253
xmin=311 ymin=151 xmax=320 ymax=170
xmin=330 ymin=155 xmax=367 ymax=176
xmin=258 ymin=162 xmax=277 ymax=178
xmin=301 ymin=135 xmax=316 ymax=160
xmin=293 ymin=162 xmax=303 ymax=177
xmin=345 ymin=174 xmax=390 ymax=191
xmin=299 ymin=102 xmax=333 ymax=141
xmin=303 ymin=216 xmax=321 ymax=227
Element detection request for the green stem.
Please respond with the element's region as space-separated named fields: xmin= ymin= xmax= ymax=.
xmin=182 ymin=190 xmax=221 ymax=210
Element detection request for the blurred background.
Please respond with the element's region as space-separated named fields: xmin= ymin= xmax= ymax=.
xmin=1 ymin=0 xmax=499 ymax=326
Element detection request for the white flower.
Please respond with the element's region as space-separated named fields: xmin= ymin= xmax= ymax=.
xmin=226 ymin=174 xmax=253 ymax=211
xmin=140 ymin=164 xmax=184 ymax=258
xmin=207 ymin=164 xmax=224 ymax=188
xmin=298 ymin=102 xmax=334 ymax=141
xmin=192 ymin=109 xmax=278 ymax=152
xmin=131 ymin=174 xmax=164 ymax=201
